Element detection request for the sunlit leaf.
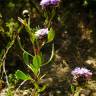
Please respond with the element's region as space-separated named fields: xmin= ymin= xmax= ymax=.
xmin=15 ymin=70 xmax=31 ymax=80
xmin=29 ymin=54 xmax=42 ymax=75
xmin=48 ymin=28 xmax=55 ymax=43
xmin=23 ymin=51 xmax=29 ymax=65
xmin=71 ymin=84 xmax=75 ymax=93
xmin=18 ymin=17 xmax=27 ymax=26
xmin=33 ymin=55 xmax=42 ymax=68
xmin=30 ymin=63 xmax=39 ymax=75
xmin=38 ymin=84 xmax=47 ymax=93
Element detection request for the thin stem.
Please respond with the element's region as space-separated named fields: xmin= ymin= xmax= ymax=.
xmin=15 ymin=80 xmax=26 ymax=92
xmin=45 ymin=8 xmax=56 ymax=28
xmin=43 ymin=43 xmax=54 ymax=66
xmin=25 ymin=23 xmax=36 ymax=55
xmin=74 ymin=87 xmax=81 ymax=96
xmin=35 ymin=39 xmax=41 ymax=55
xmin=17 ymin=36 xmax=33 ymax=57
xmin=2 ymin=40 xmax=15 ymax=87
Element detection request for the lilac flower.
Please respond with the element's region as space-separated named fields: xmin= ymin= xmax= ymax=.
xmin=40 ymin=0 xmax=60 ymax=8
xmin=35 ymin=28 xmax=49 ymax=39
xmin=51 ymin=0 xmax=60 ymax=5
xmin=71 ymin=67 xmax=92 ymax=80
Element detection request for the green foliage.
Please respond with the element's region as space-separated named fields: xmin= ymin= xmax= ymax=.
xmin=71 ymin=84 xmax=75 ymax=94
xmin=7 ymin=2 xmax=15 ymax=9
xmin=83 ymin=0 xmax=88 ymax=7
xmin=15 ymin=70 xmax=31 ymax=80
xmin=30 ymin=54 xmax=42 ymax=75
xmin=33 ymin=54 xmax=42 ymax=68
xmin=23 ymin=51 xmax=29 ymax=65
xmin=37 ymin=85 xmax=47 ymax=93
xmin=6 ymin=18 xmax=19 ymax=39
xmin=6 ymin=87 xmax=14 ymax=96
xmin=8 ymin=74 xmax=18 ymax=86
xmin=30 ymin=63 xmax=39 ymax=76
xmin=48 ymin=28 xmax=55 ymax=43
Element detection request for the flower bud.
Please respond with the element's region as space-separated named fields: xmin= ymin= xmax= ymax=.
xmin=22 ymin=10 xmax=29 ymax=18
xmin=71 ymin=67 xmax=92 ymax=84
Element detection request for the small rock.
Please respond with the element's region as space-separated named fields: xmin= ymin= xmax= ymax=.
xmin=23 ymin=90 xmax=29 ymax=96
xmin=80 ymin=89 xmax=91 ymax=96
xmin=91 ymin=92 xmax=96 ymax=96
xmin=56 ymin=90 xmax=61 ymax=94
xmin=80 ymin=94 xmax=86 ymax=96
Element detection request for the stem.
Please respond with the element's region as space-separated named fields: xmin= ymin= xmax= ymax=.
xmin=2 ymin=40 xmax=15 ymax=87
xmin=25 ymin=23 xmax=36 ymax=55
xmin=30 ymin=0 xmax=42 ymax=16
xmin=74 ymin=87 xmax=81 ymax=96
xmin=35 ymin=39 xmax=40 ymax=55
xmin=15 ymin=80 xmax=26 ymax=92
xmin=17 ymin=36 xmax=33 ymax=57
xmin=45 ymin=8 xmax=56 ymax=28
xmin=33 ymin=43 xmax=37 ymax=55
xmin=43 ymin=43 xmax=54 ymax=66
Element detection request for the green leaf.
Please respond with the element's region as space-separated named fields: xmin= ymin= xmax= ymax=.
xmin=33 ymin=55 xmax=42 ymax=68
xmin=71 ymin=84 xmax=75 ymax=93
xmin=38 ymin=85 xmax=47 ymax=93
xmin=34 ymin=82 xmax=46 ymax=93
xmin=43 ymin=43 xmax=54 ymax=65
xmin=34 ymin=82 xmax=39 ymax=90
xmin=23 ymin=51 xmax=29 ymax=65
xmin=30 ymin=33 xmax=36 ymax=44
xmin=30 ymin=54 xmax=42 ymax=75
xmin=30 ymin=64 xmax=39 ymax=75
xmin=48 ymin=28 xmax=55 ymax=43
xmin=15 ymin=70 xmax=31 ymax=80
xmin=74 ymin=87 xmax=81 ymax=96
xmin=44 ymin=11 xmax=48 ymax=18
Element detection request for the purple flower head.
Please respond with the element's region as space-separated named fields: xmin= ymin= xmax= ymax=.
xmin=51 ymin=0 xmax=60 ymax=5
xmin=71 ymin=67 xmax=92 ymax=80
xmin=40 ymin=0 xmax=60 ymax=8
xmin=35 ymin=28 xmax=49 ymax=39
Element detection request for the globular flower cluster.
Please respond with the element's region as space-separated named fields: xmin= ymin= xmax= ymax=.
xmin=40 ymin=0 xmax=60 ymax=8
xmin=71 ymin=67 xmax=92 ymax=81
xmin=35 ymin=28 xmax=49 ymax=39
